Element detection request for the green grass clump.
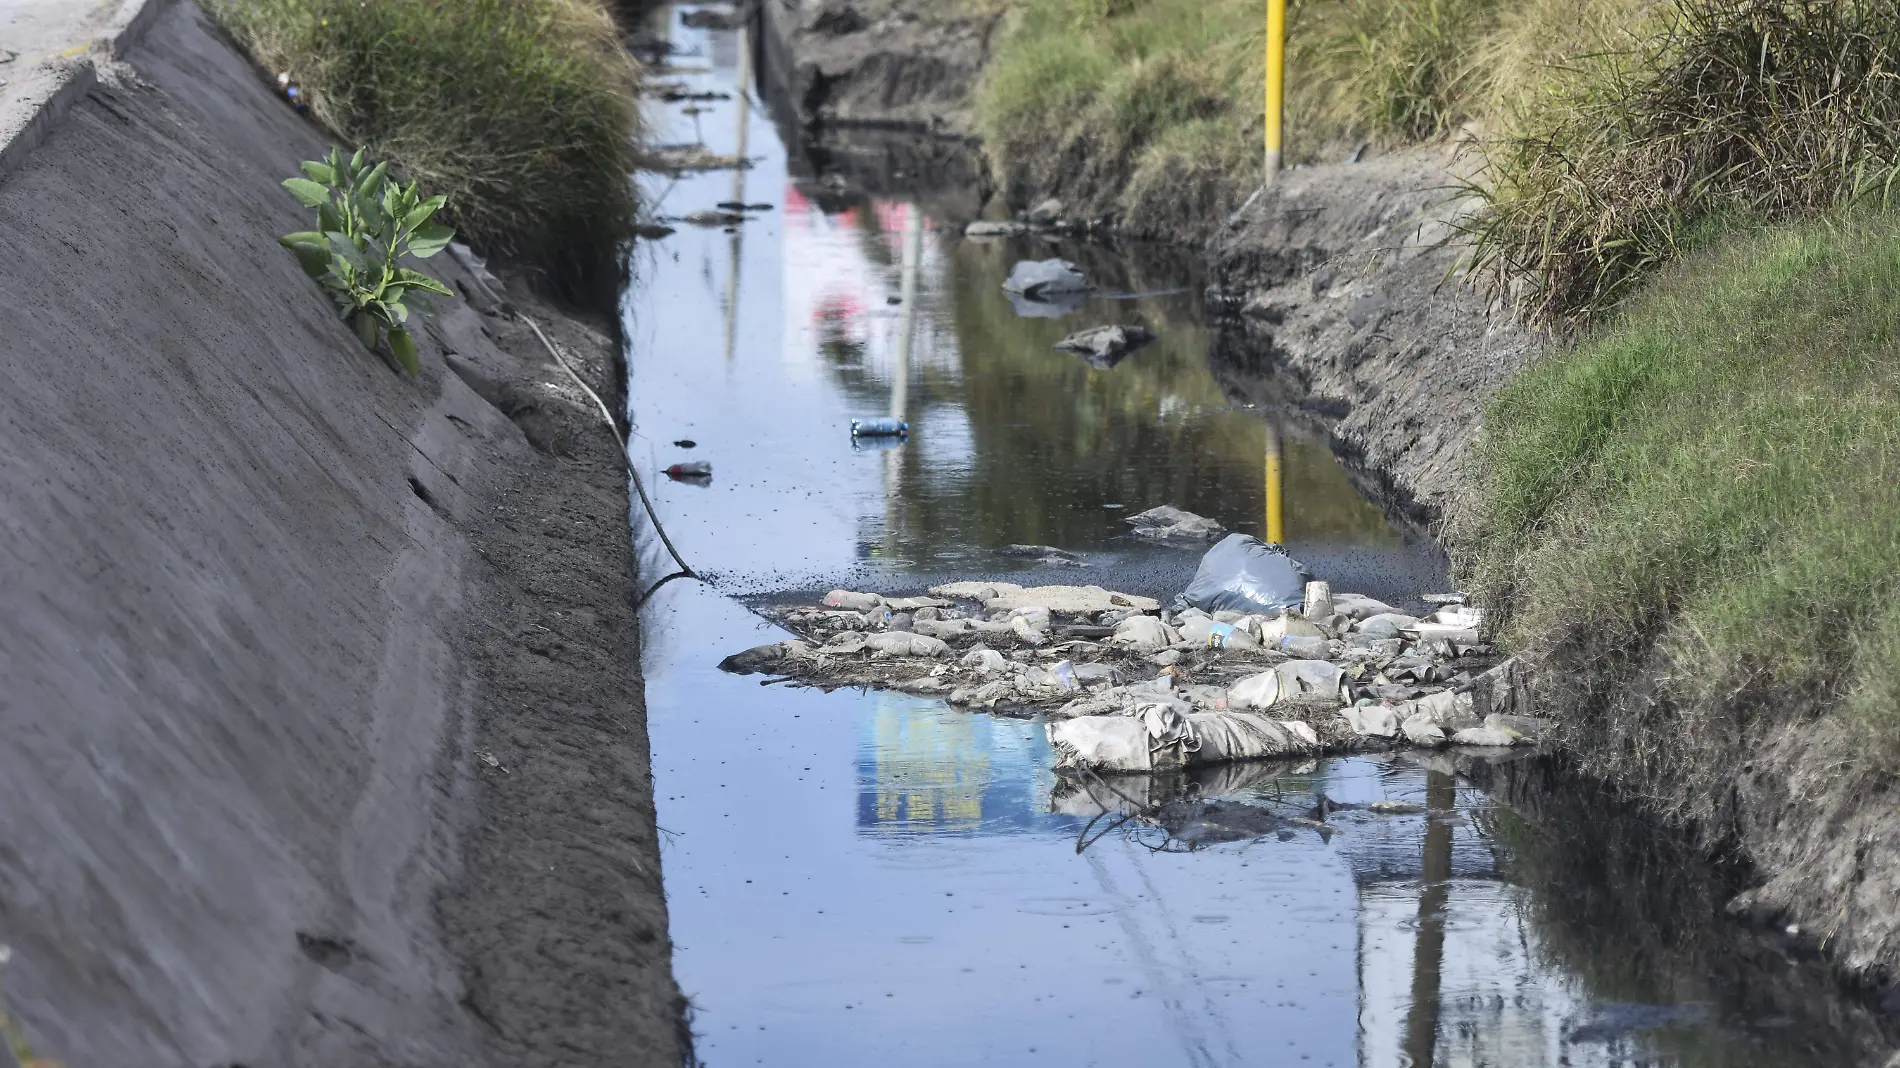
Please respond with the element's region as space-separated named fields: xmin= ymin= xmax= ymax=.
xmin=1314 ymin=0 xmax=1504 ymax=141
xmin=1455 ymin=213 xmax=1900 ymax=823
xmin=1471 ymin=0 xmax=1900 ymax=323
xmin=208 ymin=0 xmax=639 ymax=290
xmin=972 ymin=0 xmax=1262 ymax=233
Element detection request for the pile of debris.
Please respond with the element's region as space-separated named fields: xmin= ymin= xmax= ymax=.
xmin=721 ymin=577 xmax=1545 ymax=773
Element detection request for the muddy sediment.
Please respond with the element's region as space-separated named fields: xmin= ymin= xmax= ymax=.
xmin=0 ymin=4 xmax=683 ymax=1065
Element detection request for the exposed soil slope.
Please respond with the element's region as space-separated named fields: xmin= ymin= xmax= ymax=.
xmin=1208 ymin=149 xmax=1541 ymax=523
xmin=0 ymin=4 xmax=683 ymax=1065
xmin=1211 ymin=150 xmax=1900 ymax=995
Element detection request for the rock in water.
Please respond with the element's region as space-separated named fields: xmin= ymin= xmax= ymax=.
xmin=1002 ymin=258 xmax=1090 ymax=300
xmin=1027 ymin=197 xmax=1064 ymax=225
xmin=1124 ymin=504 xmax=1225 ymax=543
xmin=1054 ymin=324 xmax=1156 ymax=369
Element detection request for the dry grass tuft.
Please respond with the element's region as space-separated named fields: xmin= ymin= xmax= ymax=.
xmin=1468 ymin=0 xmax=1900 ymax=323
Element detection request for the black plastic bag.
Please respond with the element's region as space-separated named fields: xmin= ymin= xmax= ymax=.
xmin=1180 ymin=534 xmax=1313 ymax=614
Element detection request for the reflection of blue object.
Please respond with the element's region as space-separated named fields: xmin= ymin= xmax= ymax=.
xmin=851 ymin=434 xmax=905 ymax=452
xmin=855 ymin=695 xmax=1051 ymax=835
xmin=850 ymin=417 xmax=908 ymax=437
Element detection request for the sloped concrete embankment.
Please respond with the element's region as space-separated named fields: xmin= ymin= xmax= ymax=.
xmin=0 ymin=4 xmax=684 ymax=1066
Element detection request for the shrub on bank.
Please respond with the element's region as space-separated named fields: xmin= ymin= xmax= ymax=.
xmin=208 ymin=0 xmax=639 ymax=291
xmin=1455 ymin=213 xmax=1900 ymax=824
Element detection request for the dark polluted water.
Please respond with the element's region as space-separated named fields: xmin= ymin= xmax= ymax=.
xmin=621 ymin=7 xmax=1896 ymax=1066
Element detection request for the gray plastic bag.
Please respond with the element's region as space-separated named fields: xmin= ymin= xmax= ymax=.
xmin=1180 ymin=534 xmax=1314 ymax=614
xmin=1003 ymin=258 xmax=1091 ymax=299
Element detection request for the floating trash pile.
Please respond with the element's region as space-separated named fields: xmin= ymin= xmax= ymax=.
xmin=720 ymin=563 xmax=1543 ymax=773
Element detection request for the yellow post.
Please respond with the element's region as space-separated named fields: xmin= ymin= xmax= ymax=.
xmin=1264 ymin=421 xmax=1285 ymax=545
xmin=1264 ymin=0 xmax=1286 ymax=183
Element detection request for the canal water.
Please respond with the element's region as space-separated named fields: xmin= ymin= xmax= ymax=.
xmin=622 ymin=6 xmax=1894 ymax=1066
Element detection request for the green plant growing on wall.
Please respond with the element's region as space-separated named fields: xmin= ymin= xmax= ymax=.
xmin=279 ymin=146 xmax=455 ymax=375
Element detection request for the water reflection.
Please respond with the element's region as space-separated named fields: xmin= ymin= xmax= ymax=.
xmin=847 ymin=691 xmax=1876 ymax=1068
xmin=627 ymin=41 xmax=1416 ymax=587
xmin=628 ymin=6 xmax=1893 ymax=1066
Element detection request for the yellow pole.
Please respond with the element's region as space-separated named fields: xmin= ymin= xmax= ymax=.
xmin=1265 ymin=0 xmax=1286 ymax=183
xmin=1265 ymin=421 xmax=1285 ymax=545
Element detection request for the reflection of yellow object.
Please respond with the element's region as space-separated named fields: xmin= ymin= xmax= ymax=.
xmin=1264 ymin=0 xmax=1286 ymax=182
xmin=1264 ymin=422 xmax=1285 ymax=545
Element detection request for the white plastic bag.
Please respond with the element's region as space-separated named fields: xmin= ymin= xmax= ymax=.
xmin=1227 ymin=660 xmax=1348 ymax=709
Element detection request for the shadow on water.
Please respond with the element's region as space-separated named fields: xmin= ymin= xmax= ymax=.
xmin=623 ymin=4 xmax=1900 ymax=1065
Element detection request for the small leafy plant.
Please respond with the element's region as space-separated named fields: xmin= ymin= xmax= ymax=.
xmin=279 ymin=146 xmax=455 ymax=375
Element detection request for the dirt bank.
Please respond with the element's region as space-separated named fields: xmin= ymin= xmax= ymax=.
xmin=1206 ymin=149 xmax=1540 ymax=524
xmin=1208 ymin=148 xmax=1900 ymax=1002
xmin=0 ymin=4 xmax=684 ymax=1065
xmin=756 ymin=0 xmax=997 ymax=136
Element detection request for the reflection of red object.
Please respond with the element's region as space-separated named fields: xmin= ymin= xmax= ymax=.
xmin=784 ymin=181 xmax=810 ymax=221
xmin=872 ymin=199 xmax=933 ymax=234
xmin=815 ymin=293 xmax=866 ymax=323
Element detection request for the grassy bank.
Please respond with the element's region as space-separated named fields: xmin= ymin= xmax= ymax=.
xmin=208 ymin=0 xmax=640 ymax=292
xmin=969 ymin=0 xmax=1651 ymax=235
xmin=1455 ymin=212 xmax=1900 ymax=824
xmin=1456 ymin=1 xmax=1900 ymax=835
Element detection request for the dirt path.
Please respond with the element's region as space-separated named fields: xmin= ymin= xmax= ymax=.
xmin=0 ymin=3 xmax=684 ymax=1065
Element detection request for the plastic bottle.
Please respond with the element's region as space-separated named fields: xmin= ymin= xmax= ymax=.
xmin=1276 ymin=634 xmax=1331 ymax=659
xmin=850 ymin=417 xmax=909 ymax=437
xmin=1177 ymin=616 xmax=1262 ymax=651
xmin=665 ymin=461 xmax=712 ymax=478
